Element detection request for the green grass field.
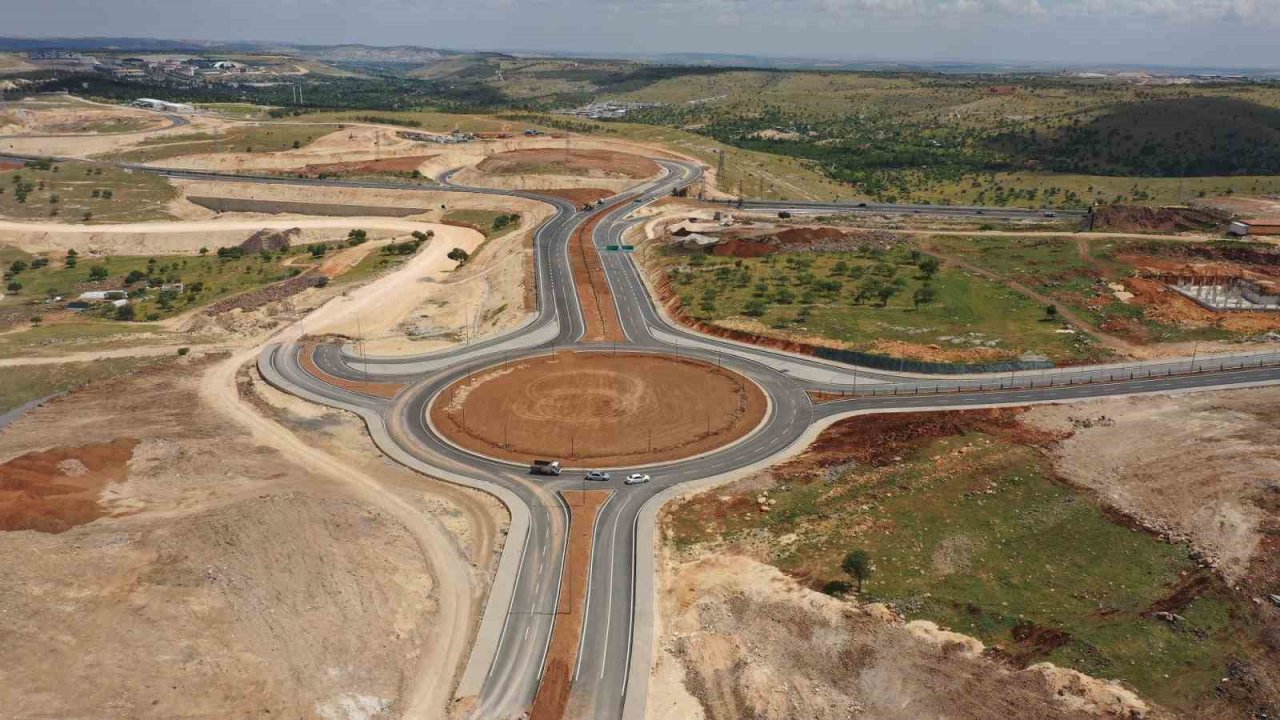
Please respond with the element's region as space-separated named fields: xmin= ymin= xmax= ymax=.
xmin=659 ymin=244 xmax=1104 ymax=363
xmin=0 ymin=160 xmax=176 ymax=222
xmin=667 ymin=416 xmax=1260 ymax=712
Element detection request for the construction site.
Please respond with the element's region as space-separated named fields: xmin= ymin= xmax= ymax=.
xmin=4 ymin=62 xmax=1280 ymax=720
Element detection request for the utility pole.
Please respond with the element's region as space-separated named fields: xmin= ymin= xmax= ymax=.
xmin=356 ymin=315 xmax=368 ymax=382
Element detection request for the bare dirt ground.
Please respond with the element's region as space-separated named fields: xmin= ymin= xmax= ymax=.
xmin=1023 ymin=388 xmax=1280 ymax=586
xmin=0 ymin=358 xmax=439 ymax=719
xmin=477 ymin=148 xmax=660 ymax=180
xmin=535 ymin=187 xmax=615 ymax=206
xmin=651 ymin=553 xmax=1158 ymax=720
xmin=431 ymin=351 xmax=767 ymax=467
xmin=0 ymin=102 xmax=171 ymax=136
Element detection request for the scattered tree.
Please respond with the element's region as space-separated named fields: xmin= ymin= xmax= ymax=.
xmin=1045 ymin=303 xmax=1058 ymax=320
xmin=913 ymin=284 xmax=937 ymax=309
xmin=918 ymin=256 xmax=940 ymax=279
xmin=88 ymin=265 xmax=109 ymax=281
xmin=447 ymin=247 xmax=470 ymax=264
xmin=841 ymin=549 xmax=872 ymax=594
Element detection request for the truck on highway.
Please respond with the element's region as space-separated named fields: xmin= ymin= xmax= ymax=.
xmin=531 ymin=459 xmax=562 ymax=476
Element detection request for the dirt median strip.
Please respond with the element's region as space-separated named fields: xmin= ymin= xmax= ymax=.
xmin=528 ymin=489 xmax=612 ymax=720
xmin=571 ymin=203 xmax=627 ymax=343
xmin=297 ymin=342 xmax=406 ymax=399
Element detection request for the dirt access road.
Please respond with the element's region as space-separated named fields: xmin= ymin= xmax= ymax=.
xmin=193 ymin=217 xmax=500 ymax=717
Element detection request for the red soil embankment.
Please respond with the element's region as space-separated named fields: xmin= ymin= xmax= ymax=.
xmin=0 ymin=438 xmax=138 ymax=533
xmin=571 ymin=203 xmax=627 ymax=343
xmin=528 ymin=489 xmax=611 ymax=720
xmin=431 ymin=351 xmax=766 ymax=467
xmin=297 ymin=343 xmax=406 ymax=399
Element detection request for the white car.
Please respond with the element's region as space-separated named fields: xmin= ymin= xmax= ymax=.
xmin=585 ymin=470 xmax=611 ymax=482
xmin=624 ymin=473 xmax=651 ymax=485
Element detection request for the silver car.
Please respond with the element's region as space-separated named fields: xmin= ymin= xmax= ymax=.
xmin=585 ymin=470 xmax=611 ymax=482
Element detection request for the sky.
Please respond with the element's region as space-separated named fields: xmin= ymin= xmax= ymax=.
xmin=7 ymin=0 xmax=1280 ymax=69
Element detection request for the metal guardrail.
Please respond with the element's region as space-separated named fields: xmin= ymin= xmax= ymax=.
xmin=822 ymin=351 xmax=1280 ymax=397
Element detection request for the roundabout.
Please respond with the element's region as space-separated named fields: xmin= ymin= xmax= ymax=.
xmin=428 ymin=351 xmax=768 ymax=468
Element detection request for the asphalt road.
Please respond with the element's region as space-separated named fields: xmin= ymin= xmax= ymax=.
xmin=29 ymin=147 xmax=1276 ymax=718
xmin=264 ymin=160 xmax=1280 ymax=720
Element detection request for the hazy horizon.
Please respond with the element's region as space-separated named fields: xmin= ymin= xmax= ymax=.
xmin=7 ymin=0 xmax=1279 ymax=70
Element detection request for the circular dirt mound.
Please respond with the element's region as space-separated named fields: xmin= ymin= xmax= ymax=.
xmin=430 ymin=352 xmax=767 ymax=467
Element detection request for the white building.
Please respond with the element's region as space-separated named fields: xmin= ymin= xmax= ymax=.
xmin=131 ymin=98 xmax=195 ymax=113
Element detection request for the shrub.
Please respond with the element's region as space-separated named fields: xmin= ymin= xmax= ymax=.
xmin=88 ymin=265 xmax=109 ymax=281
xmin=177 ymin=347 xmax=190 ymax=356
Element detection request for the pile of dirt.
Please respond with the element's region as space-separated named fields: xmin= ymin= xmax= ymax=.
xmin=653 ymin=554 xmax=1159 ymax=720
xmin=1092 ymin=205 xmax=1225 ymax=233
xmin=0 ymin=438 xmax=139 ymax=533
xmin=431 ymin=351 xmax=767 ymax=467
xmin=476 ymin=148 xmax=660 ymax=179
xmin=868 ymin=338 xmax=1019 ymax=364
xmin=291 ymin=154 xmax=436 ymax=177
xmin=239 ymin=226 xmax=301 ymax=254
xmin=693 ymin=226 xmax=906 ymax=258
xmin=793 ymin=408 xmax=1047 ymax=472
